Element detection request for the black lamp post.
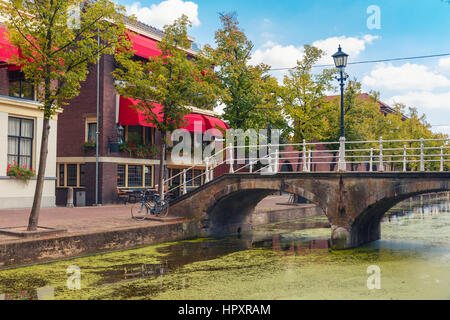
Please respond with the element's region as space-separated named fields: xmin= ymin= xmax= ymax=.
xmin=332 ymin=45 xmax=349 ymax=138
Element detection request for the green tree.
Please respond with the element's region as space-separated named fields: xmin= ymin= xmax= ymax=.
xmin=1 ymin=0 xmax=131 ymax=230
xmin=204 ymin=13 xmax=280 ymax=131
xmin=279 ymin=45 xmax=335 ymax=143
xmin=322 ymin=81 xmax=389 ymax=170
xmin=113 ymin=15 xmax=221 ymax=198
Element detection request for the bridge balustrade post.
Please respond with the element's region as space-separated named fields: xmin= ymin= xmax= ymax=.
xmin=403 ymin=145 xmax=407 ymax=172
xmin=182 ymin=169 xmax=187 ymax=195
xmin=338 ymin=136 xmax=346 ymax=172
xmin=205 ymin=158 xmax=210 ymax=183
xmin=228 ymin=143 xmax=234 ymax=174
xmin=420 ymin=138 xmax=425 ymax=172
xmin=369 ymin=148 xmax=373 ymax=172
xmin=274 ymin=149 xmax=279 ymax=173
xmin=210 ymin=158 xmax=215 ymax=181
xmin=308 ymin=150 xmax=312 ymax=172
xmin=302 ymin=140 xmax=308 ymax=172
xmin=266 ymin=143 xmax=273 ymax=173
xmin=249 ymin=159 xmax=253 ymax=173
xmin=378 ymin=137 xmax=384 ymax=172
xmin=440 ymin=146 xmax=444 ymax=172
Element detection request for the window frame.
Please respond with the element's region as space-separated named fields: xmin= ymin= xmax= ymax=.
xmin=8 ymin=70 xmax=35 ymax=100
xmin=168 ymin=167 xmax=205 ymax=187
xmin=85 ymin=117 xmax=97 ymax=142
xmin=125 ymin=126 xmax=155 ymax=146
xmin=57 ymin=163 xmax=86 ymax=188
xmin=7 ymin=116 xmax=34 ymax=169
xmin=117 ymin=164 xmax=154 ymax=189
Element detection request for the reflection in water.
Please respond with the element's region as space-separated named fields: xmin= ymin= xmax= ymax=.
xmin=0 ymin=193 xmax=449 ymax=300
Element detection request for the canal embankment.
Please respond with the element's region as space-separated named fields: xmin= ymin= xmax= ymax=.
xmin=0 ymin=195 xmax=325 ymax=267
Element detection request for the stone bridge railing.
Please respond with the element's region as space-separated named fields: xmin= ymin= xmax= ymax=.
xmin=163 ymin=137 xmax=450 ymax=199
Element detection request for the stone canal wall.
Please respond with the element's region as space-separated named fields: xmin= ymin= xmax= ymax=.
xmin=0 ymin=203 xmax=325 ymax=268
xmin=0 ymin=220 xmax=202 ymax=268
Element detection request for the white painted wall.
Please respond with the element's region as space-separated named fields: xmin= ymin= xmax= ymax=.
xmin=0 ymin=110 xmax=57 ymax=209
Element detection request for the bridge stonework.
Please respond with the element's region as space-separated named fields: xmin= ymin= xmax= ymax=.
xmin=169 ymin=172 xmax=450 ymax=249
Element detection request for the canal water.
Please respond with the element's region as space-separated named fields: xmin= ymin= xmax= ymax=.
xmin=0 ymin=194 xmax=449 ymax=300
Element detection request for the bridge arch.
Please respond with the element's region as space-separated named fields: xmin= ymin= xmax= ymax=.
xmin=205 ymin=181 xmax=325 ymax=235
xmin=348 ymin=189 xmax=450 ymax=248
xmin=168 ymin=172 xmax=450 ymax=249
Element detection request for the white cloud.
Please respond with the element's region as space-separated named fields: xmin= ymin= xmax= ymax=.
xmin=433 ymin=125 xmax=450 ymax=136
xmin=125 ymin=0 xmax=200 ymax=30
xmin=312 ymin=34 xmax=379 ymax=65
xmin=363 ymin=63 xmax=450 ymax=91
xmin=438 ymin=57 xmax=450 ymax=71
xmin=250 ymin=34 xmax=379 ymax=75
xmin=388 ymin=91 xmax=450 ymax=110
xmin=251 ymin=42 xmax=304 ymax=70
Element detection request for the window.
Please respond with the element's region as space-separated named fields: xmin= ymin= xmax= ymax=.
xmin=85 ymin=117 xmax=97 ymax=143
xmin=67 ymin=164 xmax=77 ymax=187
xmin=145 ymin=166 xmax=152 ymax=186
xmin=125 ymin=126 xmax=155 ymax=145
xmin=168 ymin=167 xmax=205 ymax=187
xmin=117 ymin=165 xmax=126 ymax=187
xmin=8 ymin=117 xmax=33 ymax=168
xmin=8 ymin=70 xmax=34 ymax=100
xmin=169 ymin=168 xmax=181 ymax=186
xmin=57 ymin=163 xmax=85 ymax=188
xmin=144 ymin=127 xmax=155 ymax=145
xmin=117 ymin=164 xmax=154 ymax=188
xmin=87 ymin=122 xmax=97 ymax=142
xmin=128 ymin=165 xmax=142 ymax=187
xmin=127 ymin=126 xmax=142 ymax=144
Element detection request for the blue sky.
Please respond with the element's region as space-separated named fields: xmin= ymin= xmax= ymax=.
xmin=119 ymin=0 xmax=450 ymax=135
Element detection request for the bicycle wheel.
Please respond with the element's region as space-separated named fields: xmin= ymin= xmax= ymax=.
xmin=154 ymin=199 xmax=169 ymax=217
xmin=131 ymin=202 xmax=148 ymax=221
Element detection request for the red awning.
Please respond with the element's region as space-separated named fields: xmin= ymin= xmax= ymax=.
xmin=0 ymin=27 xmax=19 ymax=63
xmin=183 ymin=113 xmax=206 ymax=132
xmin=127 ymin=31 xmax=161 ymax=59
xmin=119 ymin=96 xmax=163 ymax=128
xmin=119 ymin=97 xmax=228 ymax=134
xmin=203 ymin=114 xmax=229 ymax=135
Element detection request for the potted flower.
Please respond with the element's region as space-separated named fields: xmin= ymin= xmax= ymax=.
xmin=82 ymin=139 xmax=96 ymax=152
xmin=119 ymin=141 xmax=158 ymax=158
xmin=7 ymin=161 xmax=36 ymax=182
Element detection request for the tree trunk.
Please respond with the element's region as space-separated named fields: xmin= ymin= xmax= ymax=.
xmin=158 ymin=132 xmax=166 ymax=200
xmin=28 ymin=117 xmax=51 ymax=231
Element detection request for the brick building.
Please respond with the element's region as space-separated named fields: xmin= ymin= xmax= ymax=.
xmin=55 ymin=20 xmax=228 ymax=206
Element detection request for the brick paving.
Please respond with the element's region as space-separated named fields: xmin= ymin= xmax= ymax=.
xmin=0 ymin=195 xmax=313 ymax=244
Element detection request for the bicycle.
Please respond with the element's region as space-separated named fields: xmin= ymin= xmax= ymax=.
xmin=131 ymin=190 xmax=169 ymax=221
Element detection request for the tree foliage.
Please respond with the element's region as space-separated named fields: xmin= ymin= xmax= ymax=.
xmin=279 ymin=45 xmax=335 ymax=142
xmin=204 ymin=13 xmax=285 ymax=132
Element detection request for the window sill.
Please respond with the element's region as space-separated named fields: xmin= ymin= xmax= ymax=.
xmin=0 ymin=176 xmax=56 ymax=180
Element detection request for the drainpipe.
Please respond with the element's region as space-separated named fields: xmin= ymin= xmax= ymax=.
xmin=95 ymin=32 xmax=100 ymax=206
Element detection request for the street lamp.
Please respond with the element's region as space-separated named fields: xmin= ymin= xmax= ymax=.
xmin=332 ymin=45 xmax=349 ymax=138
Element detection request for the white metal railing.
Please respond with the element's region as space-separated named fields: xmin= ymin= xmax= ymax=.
xmin=163 ymin=137 xmax=450 ymax=199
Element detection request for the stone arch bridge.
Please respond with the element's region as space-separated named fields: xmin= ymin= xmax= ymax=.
xmin=169 ymin=172 xmax=450 ymax=249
